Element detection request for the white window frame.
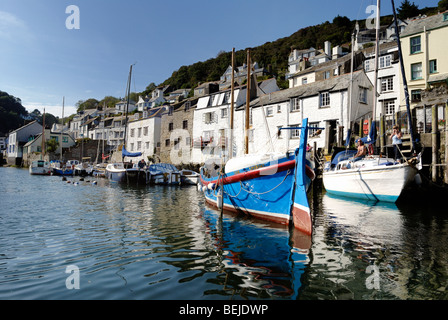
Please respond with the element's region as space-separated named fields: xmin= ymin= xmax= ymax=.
xmin=381 ymin=76 xmax=394 ymax=92
xmin=291 ymin=98 xmax=300 ymax=112
xmin=320 ymin=92 xmax=330 ymax=107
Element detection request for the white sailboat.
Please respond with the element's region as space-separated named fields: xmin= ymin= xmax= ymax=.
xmin=105 ymin=64 xmax=144 ymax=183
xmin=322 ymin=0 xmax=418 ymax=203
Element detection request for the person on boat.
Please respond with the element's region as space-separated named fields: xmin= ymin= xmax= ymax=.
xmin=138 ymin=159 xmax=146 ymax=169
xmin=353 ymin=139 xmax=367 ymax=162
xmin=390 ymin=125 xmax=403 ymax=162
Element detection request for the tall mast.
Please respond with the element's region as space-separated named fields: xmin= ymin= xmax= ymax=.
xmin=60 ymin=97 xmax=64 ymax=162
xmin=229 ymin=47 xmax=235 ymax=159
xmin=372 ymin=0 xmax=381 ymax=125
xmin=391 ymin=0 xmax=416 ymax=153
xmin=245 ymin=49 xmax=251 ymax=155
xmin=122 ymin=64 xmax=133 ymax=162
xmin=42 ymin=108 xmax=46 ymax=159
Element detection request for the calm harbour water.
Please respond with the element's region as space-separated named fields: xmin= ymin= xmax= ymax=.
xmin=0 ymin=166 xmax=447 ymax=300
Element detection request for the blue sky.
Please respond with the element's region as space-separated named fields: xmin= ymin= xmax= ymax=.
xmin=0 ymin=0 xmax=441 ymax=117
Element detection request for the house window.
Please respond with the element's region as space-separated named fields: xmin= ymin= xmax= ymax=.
xmin=221 ymin=108 xmax=228 ymax=118
xmin=320 ymin=92 xmax=330 ymax=107
xmin=308 ymin=122 xmax=320 ymax=137
xmin=411 ymin=90 xmax=422 ymax=102
xmin=143 ymin=127 xmax=148 ymax=136
xmin=277 ymin=126 xmax=283 ymax=139
xmin=411 ymin=63 xmax=423 ymax=80
xmin=277 ymin=105 xmax=281 ymax=113
xmin=290 ymin=124 xmax=301 ymax=139
xmin=204 ymin=112 xmax=216 ymax=124
xmin=174 ymin=138 xmax=180 ymax=150
xmin=138 ymin=128 xmax=142 ymax=138
xmin=130 ymin=143 xmax=134 ymax=151
xmin=359 ymin=87 xmax=368 ymax=104
xmin=384 ymin=100 xmax=395 ymax=115
xmin=266 ymin=106 xmax=274 ymax=117
xmin=381 ymin=76 xmax=394 ymax=92
xmin=165 ymin=139 xmax=170 ymax=147
xmin=184 ymin=101 xmax=191 ymax=111
xmin=410 ymin=36 xmax=421 ymax=54
xmin=63 ymin=137 xmax=69 ymax=143
xmin=379 ymin=55 xmax=391 ymax=68
xmin=365 ymin=59 xmax=372 ymax=72
xmin=183 ymin=120 xmax=188 ymax=130
xmin=444 ymin=13 xmax=448 ymax=21
xmin=302 ymin=77 xmax=308 ymax=85
xmin=137 ymin=141 xmax=141 ymax=150
xmin=323 ymin=71 xmax=330 ymax=79
xmin=168 ymin=106 xmax=174 ymax=116
xmin=291 ymin=98 xmax=300 ymax=112
xmin=430 ymin=60 xmax=438 ymax=74
xmin=130 ymin=129 xmax=135 ymax=137
xmin=168 ymin=122 xmax=174 ymax=132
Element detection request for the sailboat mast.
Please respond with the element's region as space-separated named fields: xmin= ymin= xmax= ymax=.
xmin=42 ymin=108 xmax=46 ymax=159
xmin=230 ymin=48 xmax=235 ymax=160
xmin=391 ymin=0 xmax=416 ymax=153
xmin=245 ymin=49 xmax=251 ymax=155
xmin=60 ymin=97 xmax=64 ymax=162
xmin=372 ymin=0 xmax=381 ymax=127
xmin=122 ymin=64 xmax=133 ymax=162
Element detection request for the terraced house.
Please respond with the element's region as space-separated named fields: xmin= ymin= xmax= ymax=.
xmin=399 ymin=11 xmax=448 ymax=133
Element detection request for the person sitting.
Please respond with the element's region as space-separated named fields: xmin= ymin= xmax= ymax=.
xmin=390 ymin=125 xmax=403 ymax=162
xmin=352 ymin=139 xmax=367 ymax=162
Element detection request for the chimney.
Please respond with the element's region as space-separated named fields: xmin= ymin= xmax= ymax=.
xmin=332 ymin=46 xmax=342 ymax=59
xmin=324 ymin=41 xmax=332 ymax=57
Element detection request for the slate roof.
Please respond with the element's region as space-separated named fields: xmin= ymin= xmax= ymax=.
xmin=400 ymin=11 xmax=448 ymax=38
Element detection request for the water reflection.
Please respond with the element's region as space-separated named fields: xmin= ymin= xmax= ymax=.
xmin=1 ymin=167 xmax=447 ymax=300
xmin=199 ymin=208 xmax=310 ymax=299
xmin=304 ymin=192 xmax=448 ymax=300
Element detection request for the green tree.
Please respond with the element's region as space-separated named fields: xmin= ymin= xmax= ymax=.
xmin=98 ymin=96 xmax=119 ymax=109
xmin=76 ymin=98 xmax=99 ymax=112
xmin=0 ymin=91 xmax=28 ymax=133
xmin=46 ymin=138 xmax=59 ymax=153
xmin=397 ymin=0 xmax=420 ymax=19
xmin=439 ymin=0 xmax=448 ymax=11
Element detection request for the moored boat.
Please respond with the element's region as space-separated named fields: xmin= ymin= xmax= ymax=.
xmin=199 ymin=118 xmax=315 ymax=235
xmin=105 ymin=162 xmax=132 ymax=183
xmin=51 ymin=160 xmax=75 ymax=176
xmin=149 ymin=163 xmax=181 ymax=185
xmin=29 ymin=160 xmax=52 ymax=175
xmin=180 ymin=170 xmax=200 ymax=185
xmin=323 ymin=151 xmax=417 ymax=202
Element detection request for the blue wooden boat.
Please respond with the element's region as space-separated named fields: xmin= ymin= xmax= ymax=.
xmin=199 ymin=118 xmax=315 ymax=235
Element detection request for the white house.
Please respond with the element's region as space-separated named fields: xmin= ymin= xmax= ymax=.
xmin=363 ymin=41 xmax=401 ymax=124
xmin=69 ymin=109 xmax=99 ymax=139
xmin=191 ymin=78 xmax=280 ymax=164
xmin=23 ymin=129 xmax=76 ymax=155
xmin=233 ymin=71 xmax=374 ymax=156
xmin=125 ymin=107 xmax=164 ymax=162
xmin=6 ymin=120 xmax=43 ymax=165
xmin=115 ymin=99 xmax=136 ymax=114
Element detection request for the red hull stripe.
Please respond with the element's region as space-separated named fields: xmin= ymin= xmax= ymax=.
xmin=201 ymin=161 xmax=315 ymax=186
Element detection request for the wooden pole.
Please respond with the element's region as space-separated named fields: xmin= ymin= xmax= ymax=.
xmin=230 ymin=48 xmax=235 ymax=159
xmin=380 ymin=115 xmax=385 ymax=154
xmin=245 ymin=49 xmax=251 ymax=155
xmin=432 ymin=105 xmax=438 ymax=182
